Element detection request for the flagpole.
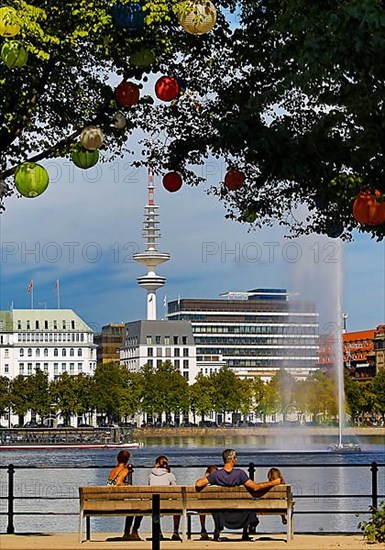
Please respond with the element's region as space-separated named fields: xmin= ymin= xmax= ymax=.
xmin=31 ymin=283 xmax=34 ymax=309
xmin=57 ymin=280 xmax=60 ymax=309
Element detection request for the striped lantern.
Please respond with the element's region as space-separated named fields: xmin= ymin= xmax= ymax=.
xmin=72 ymin=146 xmax=99 ymax=169
xmin=80 ymin=126 xmax=104 ymax=151
xmin=178 ymin=1 xmax=217 ymax=35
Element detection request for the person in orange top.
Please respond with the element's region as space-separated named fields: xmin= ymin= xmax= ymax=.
xmin=107 ymin=450 xmax=142 ymax=541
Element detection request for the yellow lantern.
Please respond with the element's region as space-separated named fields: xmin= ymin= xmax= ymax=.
xmin=178 ymin=0 xmax=217 ymax=35
xmin=80 ymin=126 xmax=104 ymax=151
xmin=0 ymin=7 xmax=21 ymax=38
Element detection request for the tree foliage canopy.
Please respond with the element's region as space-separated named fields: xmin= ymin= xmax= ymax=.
xmin=1 ymin=0 xmax=385 ymax=239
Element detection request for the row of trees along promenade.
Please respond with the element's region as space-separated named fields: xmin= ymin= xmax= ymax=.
xmin=0 ymin=363 xmax=384 ymax=426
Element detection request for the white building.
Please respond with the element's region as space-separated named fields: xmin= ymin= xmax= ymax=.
xmin=0 ymin=309 xmax=97 ymax=381
xmin=120 ymin=320 xmax=199 ymax=385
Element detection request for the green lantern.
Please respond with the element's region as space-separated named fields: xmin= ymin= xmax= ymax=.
xmin=1 ymin=41 xmax=28 ymax=68
xmin=14 ymin=163 xmax=49 ymax=198
xmin=130 ymin=48 xmax=156 ymax=67
xmin=72 ymin=146 xmax=99 ymax=169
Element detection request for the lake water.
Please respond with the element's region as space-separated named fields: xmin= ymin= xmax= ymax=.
xmin=0 ymin=434 xmax=384 ymax=535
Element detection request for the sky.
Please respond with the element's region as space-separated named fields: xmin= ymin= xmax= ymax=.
xmin=0 ymin=152 xmax=384 ymax=335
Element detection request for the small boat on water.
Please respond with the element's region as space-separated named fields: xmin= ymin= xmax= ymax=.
xmin=0 ymin=442 xmax=142 ymax=451
xmin=328 ymin=442 xmax=361 ymax=453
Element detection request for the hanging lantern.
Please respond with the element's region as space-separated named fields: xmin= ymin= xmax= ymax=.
xmin=111 ymin=2 xmax=145 ymax=30
xmin=14 ymin=163 xmax=49 ymax=198
xmin=0 ymin=7 xmax=21 ymax=38
xmin=353 ymin=189 xmax=385 ymax=225
xmin=130 ymin=48 xmax=156 ymax=67
xmin=72 ymin=146 xmax=99 ymax=169
xmin=155 ymin=76 xmax=179 ymax=102
xmin=163 ymin=171 xmax=183 ymax=192
xmin=113 ymin=111 xmax=127 ymax=129
xmin=224 ymin=169 xmax=245 ymax=191
xmin=178 ymin=0 xmax=217 ymax=35
xmin=115 ymin=81 xmax=140 ymax=107
xmin=1 ymin=41 xmax=28 ymax=68
xmin=80 ymin=126 xmax=104 ymax=151
xmin=242 ymin=207 xmax=257 ymax=223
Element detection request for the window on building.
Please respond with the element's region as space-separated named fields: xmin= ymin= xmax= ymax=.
xmin=53 ymin=320 xmax=58 ymax=329
xmin=20 ymin=348 xmax=24 ymax=357
xmin=183 ymin=372 xmax=189 ymax=379
xmin=62 ymin=363 xmax=66 ymax=372
xmin=62 ymin=348 xmax=66 ymax=357
xmin=174 ymin=359 xmax=180 ymax=368
xmin=146 ymin=336 xmax=152 ymax=345
xmin=43 ymin=363 xmax=48 ymax=373
xmin=62 ymin=321 xmax=66 ymax=329
xmin=70 ymin=348 xmax=75 ymax=356
xmin=19 ymin=363 xmax=24 ymax=375
xmin=148 ymin=347 xmax=153 ymax=357
xmin=156 ymin=348 xmax=162 ymax=357
xmin=70 ymin=363 xmax=75 ymax=374
xmin=44 ymin=320 xmax=48 ymax=329
xmin=183 ymin=360 xmax=189 ymax=369
xmin=4 ymin=349 xmax=9 ymax=358
xmin=35 ymin=320 xmax=39 ymax=329
xmin=78 ymin=348 xmax=82 ymax=357
xmin=165 ymin=347 xmax=171 ymax=357
xmin=78 ymin=363 xmax=82 ymax=373
xmin=182 ymin=336 xmax=187 ymax=345
xmin=183 ymin=348 xmax=189 ymax=357
xmin=155 ymin=335 xmax=161 ymax=345
xmin=71 ymin=320 xmax=75 ymax=329
xmin=164 ymin=336 xmax=170 ymax=345
xmin=4 ymin=364 xmax=9 ymax=373
xmin=174 ymin=348 xmax=180 ymax=357
xmin=148 ymin=359 xmax=153 ymax=367
xmin=27 ymin=348 xmax=32 ymax=357
xmin=54 ymin=348 xmax=58 ymax=357
xmin=173 ymin=336 xmax=179 ymax=345
xmin=44 ymin=348 xmax=48 ymax=357
xmin=18 ymin=321 xmax=21 ymax=330
xmin=36 ymin=348 xmax=40 ymax=357
xmin=27 ymin=363 xmax=33 ymax=374
xmin=157 ymin=359 xmax=162 ymax=367
xmin=54 ymin=363 xmax=58 ymax=374
xmin=35 ymin=363 xmax=41 ymax=371
xmin=26 ymin=320 xmax=30 ymax=330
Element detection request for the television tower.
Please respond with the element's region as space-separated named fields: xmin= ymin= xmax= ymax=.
xmin=133 ymin=170 xmax=170 ymax=320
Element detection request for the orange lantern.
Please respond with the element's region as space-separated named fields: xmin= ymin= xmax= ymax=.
xmin=224 ymin=169 xmax=245 ymax=191
xmin=353 ymin=189 xmax=385 ymax=225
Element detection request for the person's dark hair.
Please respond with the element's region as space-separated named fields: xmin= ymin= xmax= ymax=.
xmin=155 ymin=455 xmax=169 ymax=469
xmin=268 ymin=467 xmax=284 ymax=483
xmin=206 ymin=464 xmax=218 ymax=474
xmin=117 ymin=450 xmax=131 ymax=464
xmin=222 ymin=449 xmax=236 ymax=464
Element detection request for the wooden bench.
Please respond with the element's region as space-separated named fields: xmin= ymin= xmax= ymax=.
xmin=79 ymin=484 xmax=294 ymax=543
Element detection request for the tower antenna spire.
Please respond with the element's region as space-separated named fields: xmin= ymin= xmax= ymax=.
xmin=133 ymin=168 xmax=170 ymax=320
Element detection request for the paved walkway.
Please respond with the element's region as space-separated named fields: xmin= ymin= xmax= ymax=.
xmin=0 ymin=532 xmax=376 ymax=550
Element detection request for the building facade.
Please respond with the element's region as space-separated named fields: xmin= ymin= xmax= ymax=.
xmin=95 ymin=323 xmax=125 ymax=364
xmin=167 ymin=289 xmax=319 ymax=380
xmin=120 ymin=320 xmax=199 ymax=384
xmin=0 ymin=309 xmax=97 ymax=381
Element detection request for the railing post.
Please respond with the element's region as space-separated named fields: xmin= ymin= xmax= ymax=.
xmin=152 ymin=493 xmax=160 ymax=550
xmin=370 ymin=462 xmax=378 ymax=510
xmin=7 ymin=464 xmax=15 ymax=534
xmin=248 ymin=462 xmax=255 ymax=481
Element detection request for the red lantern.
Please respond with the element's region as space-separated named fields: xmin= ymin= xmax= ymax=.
xmin=163 ymin=171 xmax=182 ymax=192
xmin=155 ymin=76 xmax=179 ymax=102
xmin=115 ymin=81 xmax=140 ymax=107
xmin=224 ymin=169 xmax=245 ymax=191
xmin=353 ymin=189 xmax=385 ymax=225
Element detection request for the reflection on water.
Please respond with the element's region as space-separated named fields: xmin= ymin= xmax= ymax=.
xmin=0 ymin=435 xmax=383 ymax=535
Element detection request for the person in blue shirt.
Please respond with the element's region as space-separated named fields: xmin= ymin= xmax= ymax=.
xmin=195 ymin=449 xmax=282 ymax=541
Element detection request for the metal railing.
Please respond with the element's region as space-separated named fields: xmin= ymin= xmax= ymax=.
xmin=0 ymin=461 xmax=383 ymax=536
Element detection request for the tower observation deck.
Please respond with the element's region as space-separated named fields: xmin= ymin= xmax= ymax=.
xmin=133 ymin=171 xmax=170 ymax=320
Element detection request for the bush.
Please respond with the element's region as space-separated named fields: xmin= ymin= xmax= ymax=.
xmin=357 ymin=501 xmax=385 ymax=543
